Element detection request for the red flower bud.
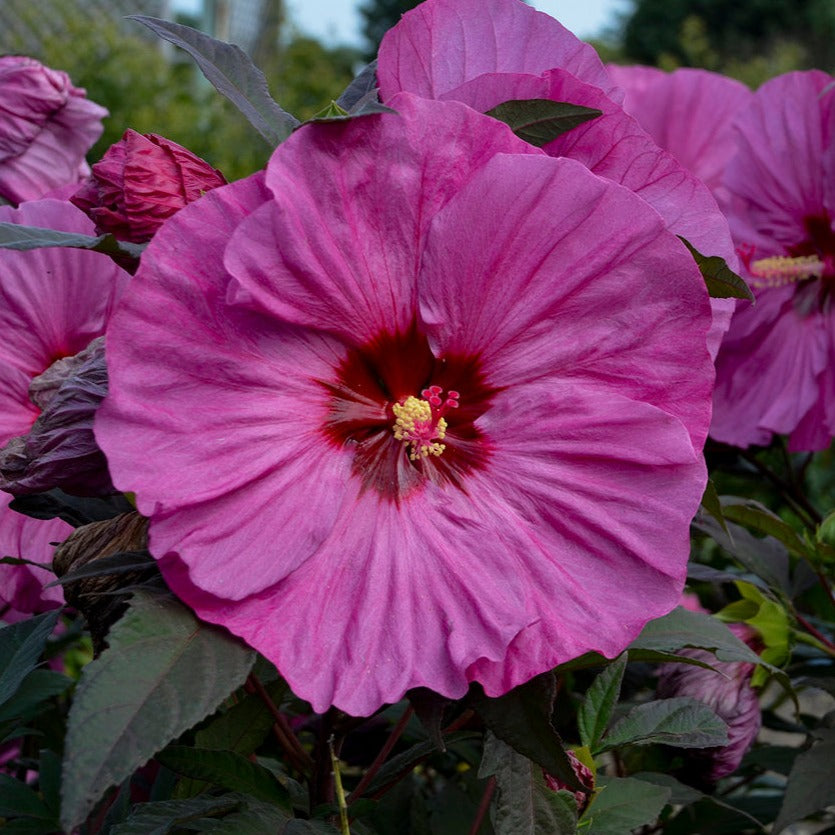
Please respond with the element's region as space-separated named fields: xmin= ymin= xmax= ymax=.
xmin=544 ymin=750 xmax=595 ymax=813
xmin=71 ymin=129 xmax=227 ymax=243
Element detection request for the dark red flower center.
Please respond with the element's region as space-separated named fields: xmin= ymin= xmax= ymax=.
xmin=319 ymin=322 xmax=497 ymax=502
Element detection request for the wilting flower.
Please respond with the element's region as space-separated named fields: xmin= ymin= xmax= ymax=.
xmin=0 ymin=197 xmax=129 ymax=611
xmin=605 ymin=66 xmax=752 ymax=197
xmin=377 ymin=0 xmax=738 ymax=356
xmin=96 ymin=94 xmax=713 ymax=716
xmin=0 ymin=56 xmax=107 ymax=205
xmin=0 ymin=338 xmax=113 ymax=496
xmin=710 ymin=72 xmax=835 ymax=450
xmin=71 ymin=129 xmax=227 ymax=243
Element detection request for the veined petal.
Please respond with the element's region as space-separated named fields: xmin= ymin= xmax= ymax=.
xmin=377 ymin=0 xmax=616 ymax=103
xmin=418 ymin=153 xmax=713 ymax=449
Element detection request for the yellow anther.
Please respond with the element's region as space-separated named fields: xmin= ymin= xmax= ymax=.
xmin=750 ymin=255 xmax=824 ymax=287
xmin=392 ymin=395 xmax=448 ymax=461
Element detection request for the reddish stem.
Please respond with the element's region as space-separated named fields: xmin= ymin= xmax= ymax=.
xmin=246 ymin=673 xmax=314 ymax=774
xmin=348 ymin=705 xmax=414 ymax=803
xmin=468 ymin=776 xmax=496 ymax=835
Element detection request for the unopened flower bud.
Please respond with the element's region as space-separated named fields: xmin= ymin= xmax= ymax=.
xmin=543 ymin=750 xmax=595 ymax=813
xmin=71 ymin=129 xmax=227 ymax=243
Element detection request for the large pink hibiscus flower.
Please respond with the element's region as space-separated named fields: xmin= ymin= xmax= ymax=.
xmin=96 ymin=95 xmax=714 ymax=716
xmin=0 ymin=198 xmax=129 ymax=613
xmin=376 ymin=0 xmax=739 ymax=357
xmin=711 ymin=72 xmax=835 ymax=450
xmin=0 ymin=57 xmax=107 ymax=205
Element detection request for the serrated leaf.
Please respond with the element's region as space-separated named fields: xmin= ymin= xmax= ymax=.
xmin=0 ymin=223 xmax=144 ymax=258
xmin=60 ymin=592 xmax=256 ymax=831
xmin=582 ymin=776 xmax=671 ymax=834
xmin=577 ymin=655 xmax=626 ymax=752
xmin=128 ymin=16 xmax=299 ymax=145
xmin=486 ymin=99 xmax=602 ymax=146
xmin=110 ymin=794 xmax=244 ymax=834
xmin=678 ymin=237 xmax=754 ymax=300
xmin=0 ymin=610 xmax=61 ymax=709
xmin=773 ymin=729 xmax=835 ymax=833
xmin=598 ymin=697 xmax=728 ymax=753
xmin=157 ymin=746 xmax=290 ymax=807
xmin=470 ymin=673 xmax=583 ymax=792
xmin=479 ymin=732 xmax=578 ymax=834
xmin=0 ymin=669 xmax=71 ymax=722
xmin=632 ymin=606 xmax=766 ymax=667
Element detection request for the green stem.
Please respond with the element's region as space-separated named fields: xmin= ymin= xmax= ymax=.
xmin=330 ymin=735 xmax=351 ymax=835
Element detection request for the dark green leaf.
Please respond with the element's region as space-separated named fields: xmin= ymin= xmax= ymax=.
xmin=701 ymin=479 xmax=729 ymax=535
xmin=128 ymin=16 xmax=299 ymax=145
xmin=110 ymin=795 xmax=244 ymax=834
xmin=407 ymin=687 xmax=450 ymax=752
xmin=678 ymin=237 xmax=754 ymax=300
xmin=629 ymin=772 xmax=703 ymax=806
xmin=10 ymin=489 xmax=135 ymax=527
xmin=773 ymin=729 xmax=835 ymax=833
xmin=470 ymin=672 xmax=582 ymax=792
xmin=486 ymin=99 xmax=602 ymax=147
xmin=37 ymin=749 xmax=62 ymax=818
xmin=598 ymin=697 xmax=728 ymax=752
xmin=49 ymin=550 xmax=155 ymax=586
xmin=157 ymin=746 xmax=290 ymax=807
xmin=581 ymin=776 xmax=671 ymax=834
xmin=479 ymin=732 xmax=578 ymax=835
xmin=362 ymin=731 xmax=481 ymax=797
xmin=578 ymin=654 xmax=626 ymax=751
xmin=336 ymin=60 xmax=378 ymax=110
xmin=0 ymin=775 xmax=53 ymax=819
xmin=0 ymin=610 xmax=61 ymax=709
xmin=720 ymin=498 xmax=812 ymax=559
xmin=196 ymin=684 xmax=285 ymax=755
xmin=741 ymin=744 xmax=800 ymax=776
xmin=632 ymin=606 xmax=766 ymax=667
xmin=0 ymin=818 xmax=63 ymax=834
xmin=0 ymin=223 xmax=144 ymax=258
xmin=0 ymin=670 xmax=71 ymax=722
xmin=60 ymin=592 xmax=256 ymax=831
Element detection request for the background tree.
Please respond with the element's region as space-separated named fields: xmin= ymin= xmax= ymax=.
xmin=618 ymin=0 xmax=834 ymax=81
xmin=358 ymin=0 xmax=423 ymax=61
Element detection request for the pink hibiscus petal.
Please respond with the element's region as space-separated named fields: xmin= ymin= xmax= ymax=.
xmin=223 ymin=93 xmax=539 ymax=342
xmin=377 ymin=0 xmax=616 ymax=103
xmin=0 ymin=492 xmax=68 ymax=614
xmin=417 ymin=153 xmax=713 ymax=449
xmin=607 ymin=66 xmax=752 ymax=194
xmin=466 ymin=381 xmax=703 ymax=693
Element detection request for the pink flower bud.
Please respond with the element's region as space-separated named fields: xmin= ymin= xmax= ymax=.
xmin=544 ymin=750 xmax=595 ymax=813
xmin=0 ymin=56 xmax=107 ymax=205
xmin=71 ymin=129 xmax=227 ymax=243
xmin=656 ymin=630 xmax=761 ymax=786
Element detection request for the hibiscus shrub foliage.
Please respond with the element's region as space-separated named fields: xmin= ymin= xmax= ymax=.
xmin=1 ymin=1 xmax=835 ymax=833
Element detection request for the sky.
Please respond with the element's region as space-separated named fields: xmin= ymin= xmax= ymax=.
xmin=175 ymin=0 xmax=629 ymax=48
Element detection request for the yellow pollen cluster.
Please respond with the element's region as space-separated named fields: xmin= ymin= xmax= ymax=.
xmin=392 ymin=396 xmax=448 ymax=461
xmin=750 ymin=255 xmax=824 ymax=287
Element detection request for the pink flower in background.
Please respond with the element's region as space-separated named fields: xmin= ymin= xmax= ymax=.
xmin=71 ymin=129 xmax=227 ymax=244
xmin=0 ymin=56 xmax=107 ymax=205
xmin=377 ymin=0 xmax=739 ymax=358
xmin=0 ymin=197 xmax=129 ymax=611
xmin=711 ymin=72 xmax=835 ymax=450
xmin=97 ymin=94 xmax=713 ymax=716
xmin=605 ymin=66 xmax=752 ymax=196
